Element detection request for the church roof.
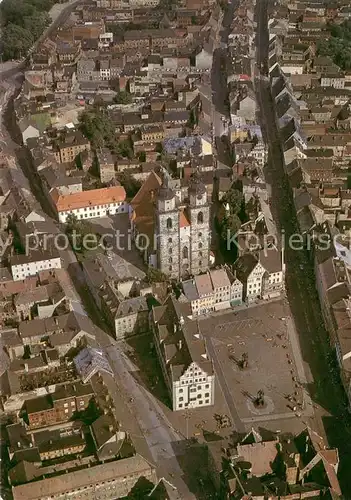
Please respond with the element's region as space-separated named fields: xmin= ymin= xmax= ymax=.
xmin=179 ymin=210 xmax=190 ymax=228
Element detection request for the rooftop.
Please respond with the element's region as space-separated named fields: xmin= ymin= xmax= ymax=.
xmin=54 ymin=185 xmax=126 ymax=212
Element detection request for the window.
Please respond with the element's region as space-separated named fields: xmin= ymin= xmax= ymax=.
xmin=205 ymin=392 xmax=209 ymax=397
xmin=168 ymin=237 xmax=172 ymax=243
xmin=179 ymin=397 xmax=184 ymax=402
xmin=169 ymin=257 xmax=172 ymax=263
xmin=199 ymin=242 xmax=203 ymax=249
xmin=198 ymin=232 xmax=202 ymax=237
xmin=205 ymin=384 xmax=209 ymax=388
xmin=183 ymin=246 xmax=189 ymax=259
xmin=197 ymin=212 xmax=204 ymax=224
xmin=205 ymin=399 xmax=209 ymax=404
xmin=199 ymin=261 xmax=202 ymax=266
xmin=169 ymin=266 xmax=172 ymax=271
xmin=169 ymin=247 xmax=172 ymax=254
xmin=167 ymin=218 xmax=172 ymax=229
xmin=179 ymin=388 xmax=183 ymax=393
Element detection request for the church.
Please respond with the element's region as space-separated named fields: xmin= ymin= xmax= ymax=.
xmin=130 ymin=168 xmax=211 ymax=280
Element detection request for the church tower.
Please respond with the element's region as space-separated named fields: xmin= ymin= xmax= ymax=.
xmin=188 ymin=171 xmax=210 ymax=275
xmin=156 ymin=174 xmax=180 ymax=279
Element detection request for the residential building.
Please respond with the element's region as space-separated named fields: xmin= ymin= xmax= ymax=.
xmin=25 ymin=382 xmax=94 ymax=429
xmin=11 ymin=455 xmax=157 ymax=500
xmin=53 ymin=185 xmax=127 ymax=222
xmin=53 ymin=130 xmax=91 ymax=164
xmin=97 ymin=148 xmax=115 ymax=183
xmin=182 ymin=268 xmax=243 ymax=316
xmin=235 ymin=248 xmax=284 ymax=302
xmin=10 ymin=249 xmax=62 ymax=281
xmin=151 ymin=295 xmax=215 ymax=411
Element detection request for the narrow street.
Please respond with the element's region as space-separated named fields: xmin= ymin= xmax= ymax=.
xmin=255 ymin=0 xmax=351 ymax=493
xmin=211 ymin=0 xmax=238 ymax=167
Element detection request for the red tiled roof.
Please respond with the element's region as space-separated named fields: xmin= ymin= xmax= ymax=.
xmin=54 ymin=186 xmax=126 ymax=212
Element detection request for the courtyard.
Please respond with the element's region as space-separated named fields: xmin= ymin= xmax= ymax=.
xmin=199 ymin=300 xmax=314 ymax=432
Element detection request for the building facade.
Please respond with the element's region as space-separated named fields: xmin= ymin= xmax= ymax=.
xmin=54 ymin=186 xmax=128 ymax=222
xmin=11 ymin=250 xmax=62 ymax=281
xmin=155 ymin=171 xmax=211 ymax=280
xmin=151 ymin=295 xmax=215 ymax=411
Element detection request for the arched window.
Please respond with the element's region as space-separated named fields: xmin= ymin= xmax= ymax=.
xmin=199 ymin=242 xmax=203 ymax=249
xmin=183 ymin=246 xmax=189 ymax=259
xmin=167 ymin=218 xmax=172 ymax=229
xmin=168 ymin=237 xmax=172 ymax=243
xmin=169 ymin=257 xmax=172 ymax=263
xmin=169 ymin=247 xmax=172 ymax=254
xmin=198 ymin=232 xmax=202 ymax=237
xmin=199 ymin=260 xmax=202 ymax=266
xmin=197 ymin=212 xmax=204 ymax=224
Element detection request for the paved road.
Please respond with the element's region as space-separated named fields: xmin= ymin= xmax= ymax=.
xmin=210 ymin=0 xmax=238 ymax=167
xmin=255 ymin=0 xmax=351 ymax=493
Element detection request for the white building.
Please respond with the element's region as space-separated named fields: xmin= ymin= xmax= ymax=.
xmin=53 ymin=186 xmax=128 ymax=223
xmin=182 ymin=267 xmax=243 ymax=317
xmin=152 ymin=295 xmax=215 ymax=411
xmin=98 ymin=32 xmax=113 ymax=49
xmin=235 ymin=248 xmax=284 ymax=302
xmin=10 ymin=249 xmax=62 ymax=281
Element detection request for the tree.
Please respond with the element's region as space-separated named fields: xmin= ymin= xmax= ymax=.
xmin=0 ymin=0 xmax=54 ymax=61
xmin=117 ymin=171 xmax=141 ymax=198
xmin=223 ymin=188 xmax=243 ymax=215
xmin=1 ymin=23 xmax=34 ymax=60
xmin=220 ymin=214 xmax=241 ymax=242
xmin=146 ymin=267 xmax=168 ymax=283
xmin=113 ymin=91 xmax=133 ymax=105
xmin=78 ymin=108 xmax=116 ymax=150
xmin=116 ymin=139 xmax=133 ymax=159
xmin=317 ymin=20 xmax=351 ymax=70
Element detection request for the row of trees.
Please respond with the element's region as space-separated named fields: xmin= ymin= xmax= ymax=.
xmin=0 ymin=0 xmax=53 ymax=60
xmin=318 ymin=20 xmax=351 ymax=70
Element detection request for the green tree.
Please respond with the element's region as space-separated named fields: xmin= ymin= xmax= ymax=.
xmin=117 ymin=171 xmax=141 ymax=198
xmin=220 ymin=214 xmax=241 ymax=242
xmin=0 ymin=0 xmax=54 ymax=60
xmin=78 ymin=109 xmax=117 ymax=150
xmin=1 ymin=23 xmax=34 ymax=59
xmin=223 ymin=188 xmax=243 ymax=215
xmin=116 ymin=139 xmax=133 ymax=159
xmin=113 ymin=91 xmax=133 ymax=105
xmin=146 ymin=267 xmax=168 ymax=283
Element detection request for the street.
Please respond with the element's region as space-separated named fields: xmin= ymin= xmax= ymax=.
xmin=255 ymin=0 xmax=351 ymax=493
xmin=211 ymin=0 xmax=238 ymax=167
